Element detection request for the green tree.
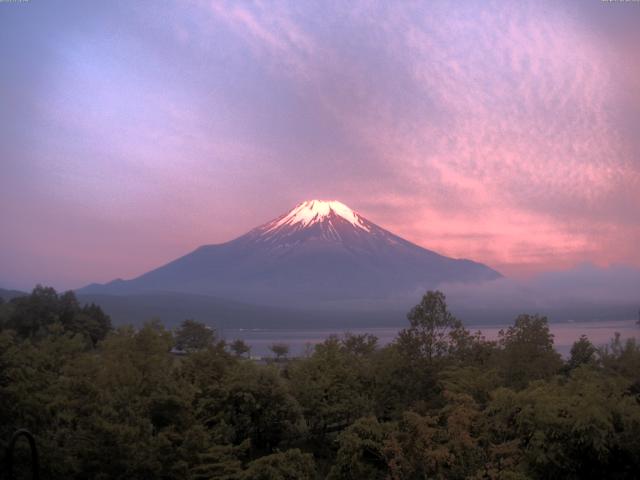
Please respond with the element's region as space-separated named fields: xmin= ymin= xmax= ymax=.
xmin=269 ymin=343 xmax=289 ymax=361
xmin=230 ymin=339 xmax=251 ymax=358
xmin=599 ymin=333 xmax=640 ymax=380
xmin=289 ymin=336 xmax=377 ymax=436
xmin=375 ymin=291 xmax=470 ymax=416
xmin=566 ymin=335 xmax=598 ymax=371
xmin=328 ymin=417 xmax=393 ymax=480
xmin=175 ymin=319 xmax=217 ymax=352
xmin=497 ymin=314 xmax=562 ymax=389
xmin=439 ymin=364 xmax=501 ymax=407
xmin=487 ymin=367 xmax=640 ymax=478
xmin=381 ymin=392 xmax=491 ymax=480
xmin=80 ymin=302 xmax=112 ymax=344
xmin=188 ymin=439 xmax=247 ymax=480
xmin=6 ymin=285 xmax=61 ymax=338
xmin=2 ymin=286 xmax=111 ymax=346
xmin=0 ymin=297 xmax=12 ymax=330
xmin=69 ymin=320 xmax=195 ymax=479
xmin=341 ymin=332 xmax=378 ymax=356
xmin=397 ymin=290 xmax=469 ymax=362
xmin=0 ymin=326 xmax=92 ymax=478
xmin=241 ymin=448 xmax=316 ymax=480
xmin=199 ymin=362 xmax=303 ymax=452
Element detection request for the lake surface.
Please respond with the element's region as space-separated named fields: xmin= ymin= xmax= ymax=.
xmin=223 ymin=319 xmax=640 ymax=358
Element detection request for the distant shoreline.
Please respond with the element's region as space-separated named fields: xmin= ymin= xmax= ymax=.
xmin=222 ymin=319 xmax=639 ymax=358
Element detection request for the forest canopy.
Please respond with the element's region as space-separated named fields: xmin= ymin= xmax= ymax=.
xmin=1 ymin=287 xmax=639 ymax=479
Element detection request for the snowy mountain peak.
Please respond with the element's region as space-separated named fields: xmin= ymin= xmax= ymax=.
xmin=266 ymin=200 xmax=371 ymax=233
xmin=80 ymin=198 xmax=502 ymax=304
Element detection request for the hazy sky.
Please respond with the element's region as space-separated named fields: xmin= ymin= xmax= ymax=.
xmin=1 ymin=0 xmax=639 ymax=290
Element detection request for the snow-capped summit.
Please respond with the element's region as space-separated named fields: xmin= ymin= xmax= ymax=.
xmin=253 ymin=199 xmax=377 ymax=246
xmin=79 ymin=199 xmax=501 ymax=306
xmin=264 ymin=200 xmax=370 ymax=233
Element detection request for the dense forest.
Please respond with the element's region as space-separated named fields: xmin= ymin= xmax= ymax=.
xmin=1 ymin=286 xmax=639 ymax=479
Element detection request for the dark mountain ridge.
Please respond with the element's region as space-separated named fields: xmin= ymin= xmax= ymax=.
xmin=0 ymin=287 xmax=28 ymax=302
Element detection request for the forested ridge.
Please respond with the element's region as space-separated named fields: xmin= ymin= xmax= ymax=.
xmin=1 ymin=286 xmax=639 ymax=479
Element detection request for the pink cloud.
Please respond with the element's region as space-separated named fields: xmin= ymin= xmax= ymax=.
xmin=192 ymin=0 xmax=640 ymax=274
xmin=4 ymin=0 xmax=638 ymax=290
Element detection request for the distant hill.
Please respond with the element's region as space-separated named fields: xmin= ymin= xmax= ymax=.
xmin=0 ymin=288 xmax=27 ymax=301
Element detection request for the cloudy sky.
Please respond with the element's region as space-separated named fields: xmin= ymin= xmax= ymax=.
xmin=1 ymin=0 xmax=639 ymax=290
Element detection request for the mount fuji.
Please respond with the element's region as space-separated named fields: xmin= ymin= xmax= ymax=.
xmin=79 ymin=200 xmax=501 ymax=310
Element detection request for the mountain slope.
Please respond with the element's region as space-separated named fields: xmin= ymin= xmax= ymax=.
xmin=79 ymin=200 xmax=501 ymax=306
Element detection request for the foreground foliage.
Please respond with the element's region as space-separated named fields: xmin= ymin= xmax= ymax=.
xmin=1 ymin=287 xmax=639 ymax=479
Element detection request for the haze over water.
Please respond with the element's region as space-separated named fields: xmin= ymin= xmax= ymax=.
xmin=225 ymin=319 xmax=640 ymax=358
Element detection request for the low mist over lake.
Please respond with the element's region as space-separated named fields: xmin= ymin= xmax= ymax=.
xmin=226 ymin=319 xmax=640 ymax=358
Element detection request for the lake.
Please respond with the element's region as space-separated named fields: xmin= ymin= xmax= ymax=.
xmin=223 ymin=319 xmax=640 ymax=358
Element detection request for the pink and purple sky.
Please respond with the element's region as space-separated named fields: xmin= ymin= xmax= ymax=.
xmin=1 ymin=0 xmax=639 ymax=291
